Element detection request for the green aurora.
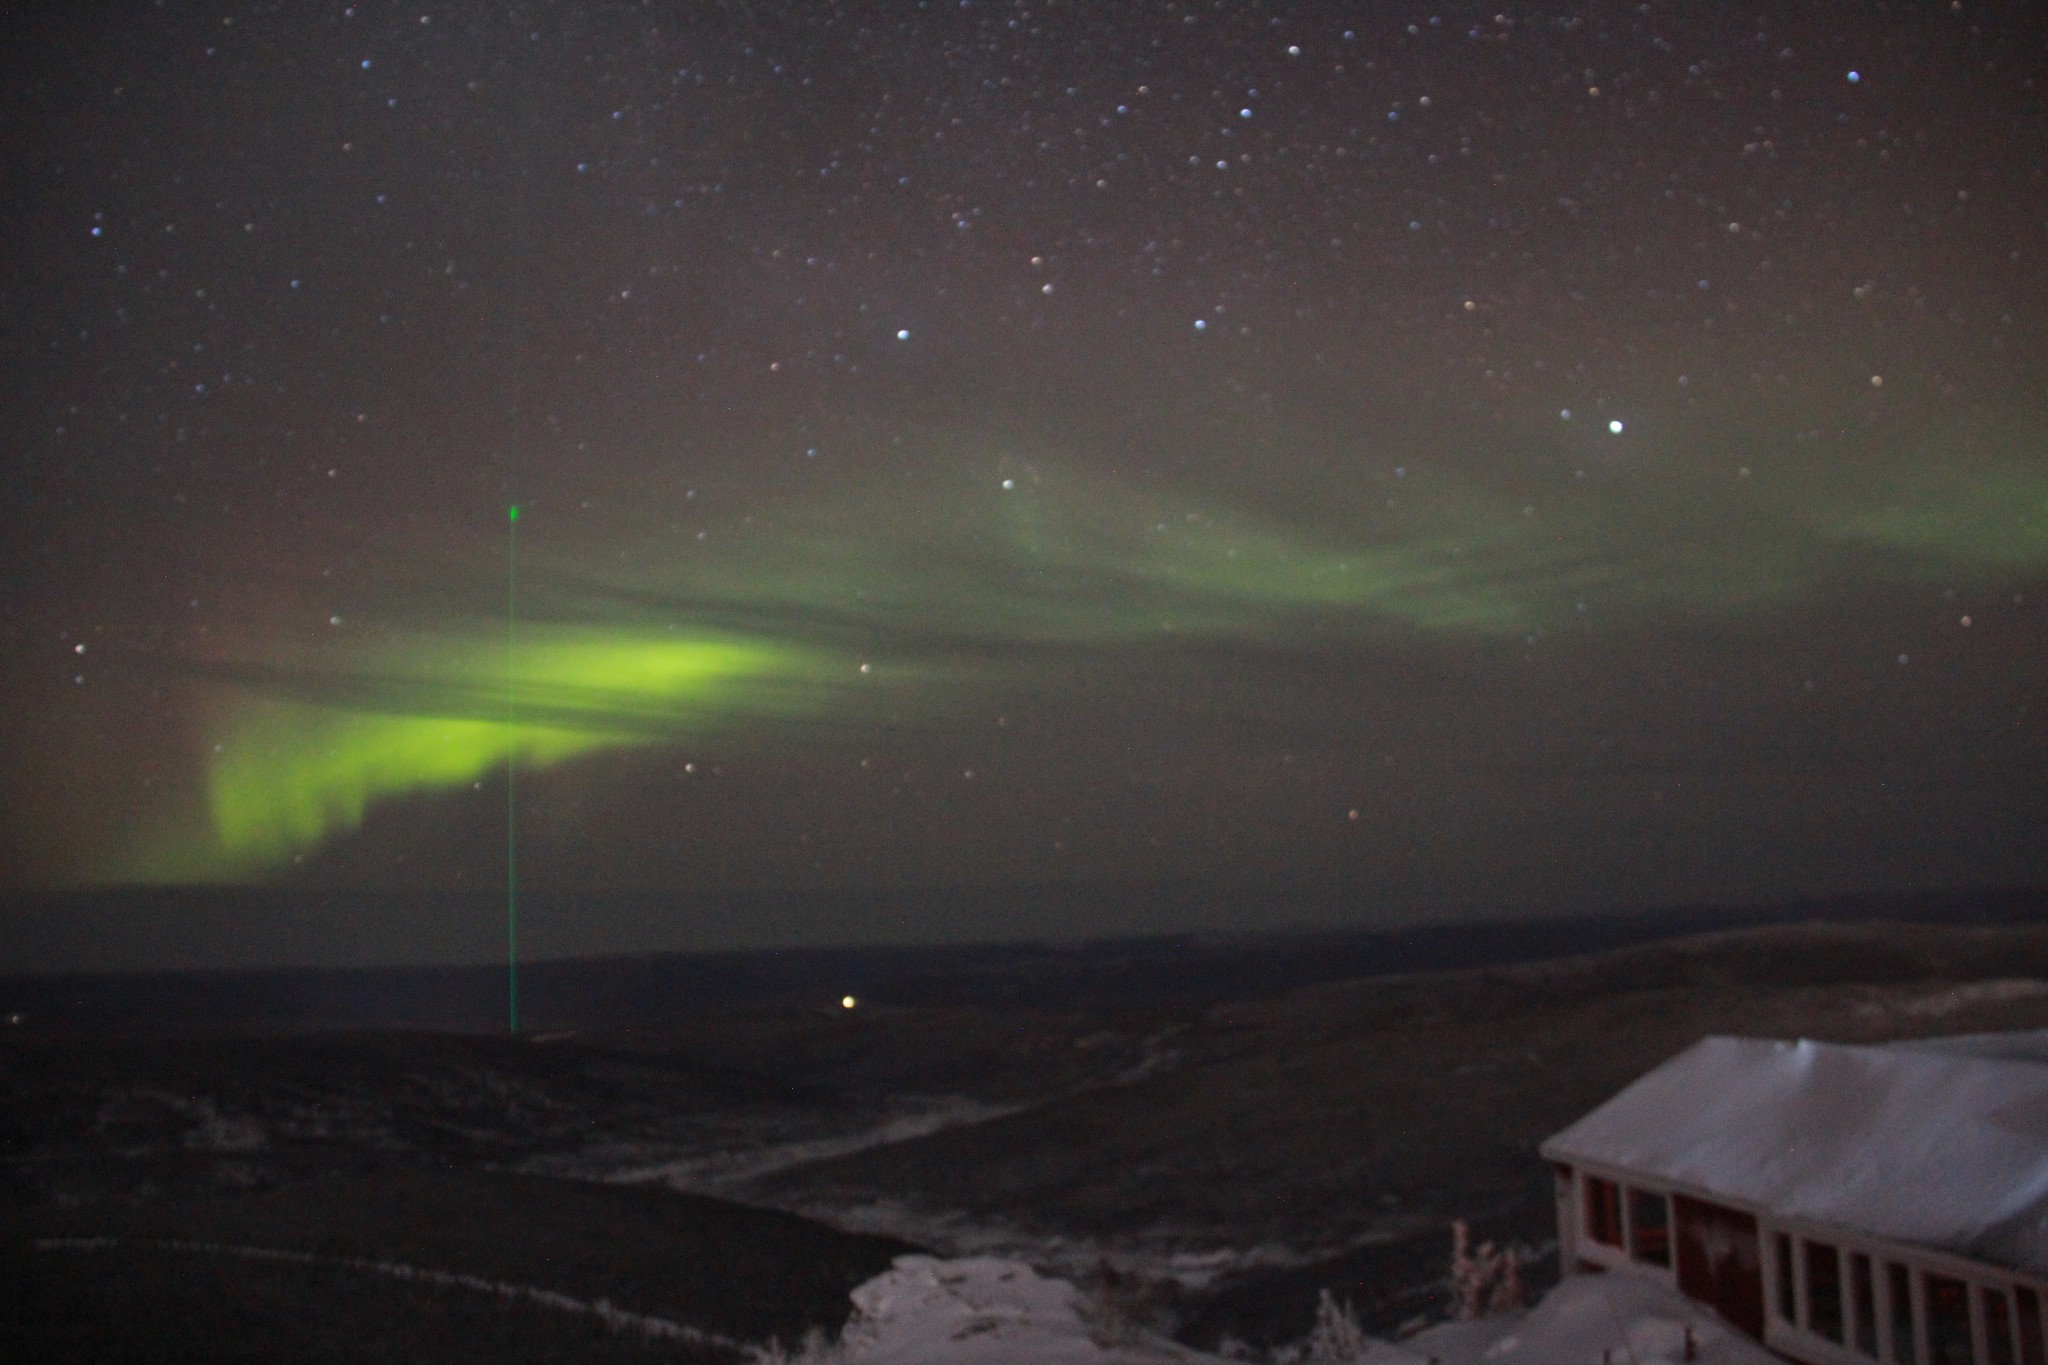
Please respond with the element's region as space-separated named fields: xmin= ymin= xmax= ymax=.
xmin=132 ymin=630 xmax=863 ymax=879
xmin=132 ymin=429 xmax=2046 ymax=881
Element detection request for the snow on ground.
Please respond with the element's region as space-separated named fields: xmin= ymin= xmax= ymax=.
xmin=830 ymin=1256 xmax=1230 ymax=1365
xmin=823 ymin=1256 xmax=1784 ymax=1365
xmin=38 ymin=1237 xmax=1783 ymax=1364
xmin=784 ymin=1193 xmax=1358 ymax=1293
xmin=1375 ymin=1271 xmax=1781 ymax=1365
xmin=599 ymin=1096 xmax=1025 ymax=1195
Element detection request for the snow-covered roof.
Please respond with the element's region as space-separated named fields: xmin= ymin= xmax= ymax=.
xmin=1540 ymin=1035 xmax=2048 ymax=1279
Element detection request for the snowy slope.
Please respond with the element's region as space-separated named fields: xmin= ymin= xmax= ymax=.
xmin=833 ymin=1256 xmax=1230 ymax=1364
xmin=1365 ymin=1272 xmax=1780 ymax=1365
xmin=821 ymin=1255 xmax=1783 ymax=1365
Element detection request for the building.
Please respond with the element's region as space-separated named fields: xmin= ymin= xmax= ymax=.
xmin=1539 ymin=1033 xmax=2048 ymax=1365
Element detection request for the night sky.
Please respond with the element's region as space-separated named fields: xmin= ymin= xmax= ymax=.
xmin=4 ymin=2 xmax=2045 ymax=955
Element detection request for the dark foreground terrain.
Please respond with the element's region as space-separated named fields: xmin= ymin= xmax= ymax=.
xmin=5 ymin=894 xmax=2047 ymax=1359
xmin=3 ymin=1170 xmax=915 ymax=1364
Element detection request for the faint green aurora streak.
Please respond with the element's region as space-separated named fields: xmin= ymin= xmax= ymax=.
xmin=133 ymin=439 xmax=2045 ymax=880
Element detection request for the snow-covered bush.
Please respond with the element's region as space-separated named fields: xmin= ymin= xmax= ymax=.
xmin=1270 ymin=1289 xmax=1370 ymax=1365
xmin=1449 ymin=1220 xmax=1526 ymax=1320
xmin=750 ymin=1326 xmax=842 ymax=1364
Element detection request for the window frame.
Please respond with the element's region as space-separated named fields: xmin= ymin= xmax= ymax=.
xmin=2014 ymin=1285 xmax=2044 ymax=1365
xmin=1890 ymin=1258 xmax=1922 ymax=1365
xmin=1807 ymin=1237 xmax=1847 ymax=1344
xmin=1563 ymin=1183 xmax=2048 ymax=1365
xmin=1985 ymin=1285 xmax=2018 ymax=1365
xmin=1850 ymin=1251 xmax=1878 ymax=1357
xmin=1583 ymin=1173 xmax=1624 ymax=1249
xmin=1925 ymin=1270 xmax=1974 ymax=1365
xmin=1629 ymin=1185 xmax=1673 ymax=1268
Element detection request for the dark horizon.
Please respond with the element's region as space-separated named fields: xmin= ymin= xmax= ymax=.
xmin=3 ymin=878 xmax=2037 ymax=985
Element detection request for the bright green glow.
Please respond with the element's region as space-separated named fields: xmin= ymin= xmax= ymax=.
xmin=209 ymin=706 xmax=594 ymax=868
xmin=129 ymin=417 xmax=2045 ymax=881
xmin=507 ymin=498 xmax=518 ymax=1036
xmin=143 ymin=629 xmax=845 ymax=877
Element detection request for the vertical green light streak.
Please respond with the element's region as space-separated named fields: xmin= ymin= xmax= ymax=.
xmin=507 ymin=503 xmax=519 ymax=1036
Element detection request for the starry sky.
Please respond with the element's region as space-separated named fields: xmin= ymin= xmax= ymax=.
xmin=4 ymin=1 xmax=2044 ymax=956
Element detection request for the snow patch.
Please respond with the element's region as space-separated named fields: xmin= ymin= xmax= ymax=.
xmin=1389 ymin=1271 xmax=1781 ymax=1365
xmin=786 ymin=1195 xmax=1370 ymax=1293
xmin=605 ymin=1096 xmax=1022 ymax=1194
xmin=833 ymin=1255 xmax=1229 ymax=1364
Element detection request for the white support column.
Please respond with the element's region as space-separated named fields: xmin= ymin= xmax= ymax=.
xmin=1619 ymin=1181 xmax=1635 ymax=1264
xmin=1556 ymin=1167 xmax=1579 ymax=1274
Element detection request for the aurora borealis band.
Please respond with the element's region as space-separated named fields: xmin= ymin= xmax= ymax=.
xmin=3 ymin=2 xmax=2045 ymax=963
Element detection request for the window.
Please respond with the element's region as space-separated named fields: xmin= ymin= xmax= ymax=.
xmin=1807 ymin=1240 xmax=1845 ymax=1342
xmin=1928 ymin=1274 xmax=1975 ymax=1365
xmin=1890 ymin=1263 xmax=1920 ymax=1365
xmin=1629 ymin=1187 xmax=1671 ymax=1267
xmin=2016 ymin=1286 xmax=2044 ymax=1365
xmin=1987 ymin=1288 xmax=2016 ymax=1365
xmin=1775 ymin=1233 xmax=1797 ymax=1326
xmin=1584 ymin=1175 xmax=1623 ymax=1247
xmin=1850 ymin=1253 xmax=1877 ymax=1357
